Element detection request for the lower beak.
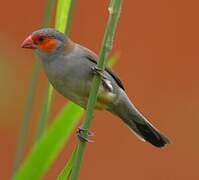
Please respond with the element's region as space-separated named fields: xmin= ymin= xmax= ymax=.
xmin=21 ymin=35 xmax=36 ymax=49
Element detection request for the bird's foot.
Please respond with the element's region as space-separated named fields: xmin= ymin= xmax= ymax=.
xmin=91 ymin=66 xmax=106 ymax=79
xmin=91 ymin=66 xmax=113 ymax=92
xmin=76 ymin=127 xmax=94 ymax=143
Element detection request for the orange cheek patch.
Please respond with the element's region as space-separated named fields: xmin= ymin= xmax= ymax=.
xmin=40 ymin=39 xmax=58 ymax=53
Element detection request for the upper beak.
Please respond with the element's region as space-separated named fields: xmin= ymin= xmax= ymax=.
xmin=21 ymin=35 xmax=36 ymax=49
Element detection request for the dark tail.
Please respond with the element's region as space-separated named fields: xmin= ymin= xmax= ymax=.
xmin=109 ymin=91 xmax=170 ymax=148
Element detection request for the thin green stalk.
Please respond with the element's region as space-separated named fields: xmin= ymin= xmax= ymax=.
xmin=13 ymin=60 xmax=41 ymax=175
xmin=63 ymin=0 xmax=76 ymax=35
xmin=12 ymin=0 xmax=56 ymax=176
xmin=34 ymin=0 xmax=75 ymax=140
xmin=58 ymin=148 xmax=77 ymax=180
xmin=34 ymin=83 xmax=53 ymax=139
xmin=70 ymin=1 xmax=122 ymax=180
xmin=43 ymin=0 xmax=57 ymax=27
xmin=57 ymin=55 xmax=118 ymax=179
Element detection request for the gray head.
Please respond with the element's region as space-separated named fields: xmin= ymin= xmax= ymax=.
xmin=21 ymin=28 xmax=70 ymax=59
xmin=32 ymin=28 xmax=67 ymax=42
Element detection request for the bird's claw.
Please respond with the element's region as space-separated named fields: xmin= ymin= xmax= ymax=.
xmin=91 ymin=66 xmax=106 ymax=79
xmin=91 ymin=66 xmax=113 ymax=92
xmin=76 ymin=127 xmax=94 ymax=143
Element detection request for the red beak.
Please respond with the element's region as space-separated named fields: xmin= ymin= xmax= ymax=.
xmin=21 ymin=35 xmax=36 ymax=49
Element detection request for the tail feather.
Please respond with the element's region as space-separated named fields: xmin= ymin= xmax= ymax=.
xmin=109 ymin=91 xmax=170 ymax=148
xmin=132 ymin=117 xmax=170 ymax=147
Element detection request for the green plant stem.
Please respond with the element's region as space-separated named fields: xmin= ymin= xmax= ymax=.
xmin=58 ymin=147 xmax=77 ymax=180
xmin=12 ymin=0 xmax=56 ymax=176
xmin=13 ymin=60 xmax=41 ymax=174
xmin=35 ymin=83 xmax=53 ymax=139
xmin=43 ymin=0 xmax=56 ymax=27
xmin=57 ymin=55 xmax=118 ymax=179
xmin=63 ymin=0 xmax=76 ymax=35
xmin=70 ymin=1 xmax=122 ymax=180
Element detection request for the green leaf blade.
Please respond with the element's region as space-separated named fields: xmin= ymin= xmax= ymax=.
xmin=14 ymin=103 xmax=84 ymax=180
xmin=56 ymin=0 xmax=73 ymax=32
xmin=57 ymin=148 xmax=77 ymax=180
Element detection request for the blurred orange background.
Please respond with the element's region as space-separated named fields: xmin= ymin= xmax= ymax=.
xmin=1 ymin=0 xmax=199 ymax=179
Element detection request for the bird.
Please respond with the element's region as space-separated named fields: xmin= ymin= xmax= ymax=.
xmin=21 ymin=28 xmax=170 ymax=148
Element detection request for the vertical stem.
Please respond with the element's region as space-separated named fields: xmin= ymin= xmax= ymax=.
xmin=42 ymin=0 xmax=56 ymax=27
xmin=57 ymin=55 xmax=118 ymax=179
xmin=34 ymin=83 xmax=53 ymax=139
xmin=70 ymin=1 xmax=122 ymax=180
xmin=13 ymin=60 xmax=41 ymax=175
xmin=64 ymin=0 xmax=76 ymax=35
xmin=12 ymin=0 xmax=56 ymax=175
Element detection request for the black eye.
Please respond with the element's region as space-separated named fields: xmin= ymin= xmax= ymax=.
xmin=38 ymin=37 xmax=45 ymax=42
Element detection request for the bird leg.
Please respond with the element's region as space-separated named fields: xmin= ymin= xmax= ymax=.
xmin=91 ymin=66 xmax=113 ymax=92
xmin=76 ymin=126 xmax=94 ymax=143
xmin=91 ymin=66 xmax=107 ymax=79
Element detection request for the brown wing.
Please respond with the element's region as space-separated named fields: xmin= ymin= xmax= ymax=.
xmin=86 ymin=56 xmax=125 ymax=91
